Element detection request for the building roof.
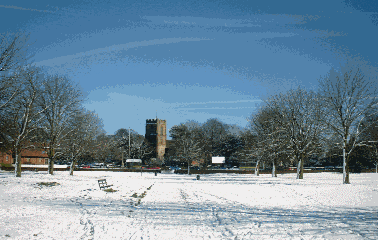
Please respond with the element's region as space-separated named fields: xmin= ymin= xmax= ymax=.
xmin=20 ymin=149 xmax=48 ymax=158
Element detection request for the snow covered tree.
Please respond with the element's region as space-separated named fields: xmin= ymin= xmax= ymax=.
xmin=61 ymin=110 xmax=105 ymax=175
xmin=37 ymin=75 xmax=83 ymax=175
xmin=2 ymin=67 xmax=46 ymax=177
xmin=234 ymin=130 xmax=258 ymax=173
xmin=265 ymin=88 xmax=324 ymax=179
xmin=251 ymin=106 xmax=289 ymax=177
xmin=252 ymin=136 xmax=269 ymax=176
xmin=319 ymin=66 xmax=378 ymax=184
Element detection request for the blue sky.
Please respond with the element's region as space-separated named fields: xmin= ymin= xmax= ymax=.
xmin=1 ymin=0 xmax=378 ymax=137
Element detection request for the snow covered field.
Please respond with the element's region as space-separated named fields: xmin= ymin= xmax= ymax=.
xmin=1 ymin=171 xmax=377 ymax=240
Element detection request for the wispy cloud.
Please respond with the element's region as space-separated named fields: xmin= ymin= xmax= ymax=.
xmin=176 ymin=99 xmax=262 ymax=106
xmin=0 ymin=4 xmax=55 ymax=13
xmin=35 ymin=37 xmax=212 ymax=69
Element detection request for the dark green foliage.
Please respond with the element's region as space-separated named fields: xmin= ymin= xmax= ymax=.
xmin=103 ymin=188 xmax=117 ymax=192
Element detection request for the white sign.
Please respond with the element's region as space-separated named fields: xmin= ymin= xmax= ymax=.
xmin=126 ymin=159 xmax=142 ymax=163
xmin=212 ymin=156 xmax=225 ymax=164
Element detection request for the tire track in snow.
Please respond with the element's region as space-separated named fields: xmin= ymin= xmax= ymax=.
xmin=195 ymin=190 xmax=320 ymax=239
xmin=193 ymin=189 xmax=378 ymax=239
xmin=179 ymin=188 xmax=237 ymax=239
xmin=69 ymin=196 xmax=95 ymax=240
xmin=68 ymin=181 xmax=156 ymax=240
xmin=190 ymin=189 xmax=314 ymax=239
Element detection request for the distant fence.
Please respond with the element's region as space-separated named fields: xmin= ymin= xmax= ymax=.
xmin=0 ymin=165 xmax=162 ymax=173
xmin=75 ymin=168 xmax=161 ymax=173
xmin=1 ymin=164 xmax=373 ymax=174
xmin=174 ymin=168 xmax=376 ymax=174
xmin=0 ymin=164 xmax=70 ymax=171
xmin=240 ymin=167 xmax=255 ymax=171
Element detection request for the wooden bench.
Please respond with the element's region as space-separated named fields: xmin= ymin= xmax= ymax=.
xmin=98 ymin=179 xmax=113 ymax=190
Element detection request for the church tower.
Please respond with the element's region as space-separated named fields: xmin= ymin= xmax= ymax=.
xmin=145 ymin=118 xmax=166 ymax=162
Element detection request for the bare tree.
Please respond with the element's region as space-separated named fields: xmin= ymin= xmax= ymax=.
xmin=0 ymin=69 xmax=25 ymax=154
xmin=132 ymin=139 xmax=154 ymax=164
xmin=358 ymin=112 xmax=378 ymax=173
xmin=93 ymin=133 xmax=114 ymax=164
xmin=0 ymin=33 xmax=30 ymax=72
xmin=2 ymin=67 xmax=46 ymax=177
xmin=370 ymin=145 xmax=378 ymax=173
xmin=200 ymin=118 xmax=229 ymax=166
xmin=0 ymin=71 xmax=23 ymax=111
xmin=319 ymin=67 xmax=378 ymax=184
xmin=0 ymin=33 xmax=31 ymax=112
xmin=113 ymin=128 xmax=132 ymax=167
xmin=252 ymin=135 xmax=269 ymax=176
xmin=170 ymin=124 xmax=202 ymax=174
xmin=62 ymin=110 xmax=105 ymax=175
xmin=0 ymin=34 xmax=31 ymax=152
xmin=265 ymin=88 xmax=324 ymax=179
xmin=251 ymin=106 xmax=289 ymax=177
xmin=234 ymin=130 xmax=258 ymax=173
xmin=113 ymin=128 xmax=152 ymax=166
xmin=37 ymin=75 xmax=83 ymax=175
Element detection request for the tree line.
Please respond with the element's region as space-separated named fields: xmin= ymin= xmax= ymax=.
xmin=169 ymin=66 xmax=378 ymax=184
xmin=0 ymin=33 xmax=107 ymax=177
xmin=167 ymin=119 xmax=253 ymax=170
xmin=0 ymin=33 xmax=159 ymax=176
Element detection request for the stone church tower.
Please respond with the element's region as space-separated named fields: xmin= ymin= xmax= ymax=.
xmin=145 ymin=118 xmax=166 ymax=163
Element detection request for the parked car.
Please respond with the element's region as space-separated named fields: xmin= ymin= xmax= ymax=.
xmin=228 ymin=167 xmax=239 ymax=170
xmin=90 ymin=163 xmax=105 ymax=168
xmin=324 ymin=166 xmax=335 ymax=170
xmin=169 ymin=166 xmax=181 ymax=170
xmin=209 ymin=166 xmax=220 ymax=170
xmin=147 ymin=167 xmax=161 ymax=170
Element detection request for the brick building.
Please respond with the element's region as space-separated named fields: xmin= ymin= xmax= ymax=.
xmin=0 ymin=149 xmax=48 ymax=165
xmin=145 ymin=118 xmax=166 ymax=164
xmin=0 ymin=152 xmax=12 ymax=164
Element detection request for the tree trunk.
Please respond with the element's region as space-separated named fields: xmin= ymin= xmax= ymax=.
xmin=376 ymin=162 xmax=377 ymax=173
xmin=296 ymin=157 xmax=304 ymax=179
xmin=343 ymin=147 xmax=350 ymax=184
xmin=121 ymin=151 xmax=124 ymax=168
xmin=48 ymin=158 xmax=54 ymax=175
xmin=187 ymin=160 xmax=190 ymax=175
xmin=69 ymin=160 xmax=76 ymax=176
xmin=14 ymin=149 xmax=22 ymax=177
xmin=272 ymin=160 xmax=277 ymax=177
xmin=255 ymin=160 xmax=260 ymax=176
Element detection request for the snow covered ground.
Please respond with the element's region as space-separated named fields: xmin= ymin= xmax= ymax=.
xmin=0 ymin=170 xmax=377 ymax=240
